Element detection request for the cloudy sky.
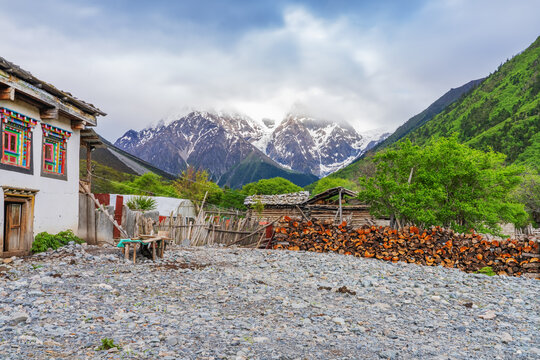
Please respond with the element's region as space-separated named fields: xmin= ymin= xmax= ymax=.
xmin=2 ymin=0 xmax=539 ymax=141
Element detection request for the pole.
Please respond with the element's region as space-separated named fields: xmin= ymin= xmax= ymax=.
xmin=338 ymin=188 xmax=343 ymax=223
xmin=86 ymin=145 xmax=93 ymax=189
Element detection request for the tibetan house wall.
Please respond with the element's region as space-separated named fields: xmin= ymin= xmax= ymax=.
xmin=0 ymin=98 xmax=81 ymax=240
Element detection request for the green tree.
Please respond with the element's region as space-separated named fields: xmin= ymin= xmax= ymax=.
xmin=174 ymin=166 xmax=223 ymax=206
xmin=242 ymin=177 xmax=302 ymax=195
xmin=252 ymin=199 xmax=265 ymax=217
xmin=219 ymin=188 xmax=247 ymax=210
xmin=358 ymin=137 xmax=528 ymax=235
xmin=115 ymin=172 xmax=179 ymax=198
xmin=513 ymin=173 xmax=540 ymax=226
xmin=312 ymin=177 xmax=357 ymax=195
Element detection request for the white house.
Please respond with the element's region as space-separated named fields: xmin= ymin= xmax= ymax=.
xmin=0 ymin=57 xmax=105 ymax=257
xmin=109 ymin=194 xmax=197 ymax=219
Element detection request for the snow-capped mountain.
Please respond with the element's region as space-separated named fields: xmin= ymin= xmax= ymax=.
xmin=114 ymin=111 xmax=318 ymax=188
xmin=114 ymin=110 xmax=388 ymax=186
xmin=115 ymin=111 xmax=267 ymax=179
xmin=263 ymin=114 xmax=386 ymax=177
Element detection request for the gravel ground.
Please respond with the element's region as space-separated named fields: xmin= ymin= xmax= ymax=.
xmin=0 ymin=243 xmax=539 ymax=360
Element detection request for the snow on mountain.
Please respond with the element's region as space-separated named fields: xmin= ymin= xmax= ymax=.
xmin=262 ymin=114 xmax=385 ymax=177
xmin=115 ymin=110 xmax=389 ymax=182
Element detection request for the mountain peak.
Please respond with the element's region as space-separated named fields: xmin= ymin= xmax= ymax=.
xmin=115 ymin=109 xmax=389 ymax=183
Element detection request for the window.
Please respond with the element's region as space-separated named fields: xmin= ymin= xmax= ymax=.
xmin=41 ymin=124 xmax=71 ymax=179
xmin=0 ymin=107 xmax=37 ymax=174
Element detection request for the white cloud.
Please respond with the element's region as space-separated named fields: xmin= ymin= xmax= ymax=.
xmin=1 ymin=1 xmax=539 ymax=141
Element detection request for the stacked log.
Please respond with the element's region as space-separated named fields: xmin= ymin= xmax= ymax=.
xmin=271 ymin=217 xmax=540 ymax=277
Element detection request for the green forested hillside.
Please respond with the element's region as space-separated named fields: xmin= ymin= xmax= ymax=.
xmin=329 ymin=35 xmax=540 ymax=184
xmin=373 ymin=78 xmax=484 ymax=152
xmin=218 ymin=152 xmax=318 ymax=189
xmin=408 ymin=36 xmax=540 ymax=169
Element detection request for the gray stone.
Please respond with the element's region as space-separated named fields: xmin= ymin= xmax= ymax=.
xmin=166 ymin=336 xmax=178 ymax=346
xmin=499 ymin=332 xmax=513 ymax=343
xmin=8 ymin=313 xmax=28 ymax=325
xmin=0 ymin=243 xmax=538 ymax=360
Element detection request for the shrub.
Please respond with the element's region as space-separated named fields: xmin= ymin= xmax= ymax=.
xmin=475 ymin=266 xmax=496 ymax=276
xmin=252 ymin=199 xmax=264 ymax=217
xmin=126 ymin=195 xmax=157 ymax=211
xmin=31 ymin=230 xmax=84 ymax=253
xmin=97 ymin=338 xmax=121 ymax=351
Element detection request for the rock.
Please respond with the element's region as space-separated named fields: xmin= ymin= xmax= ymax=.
xmin=8 ymin=312 xmax=28 ymax=325
xmin=3 ymin=257 xmax=14 ymax=264
xmin=499 ymin=332 xmax=513 ymax=343
xmin=374 ymin=303 xmax=392 ymax=311
xmin=291 ymin=301 xmax=308 ymax=309
xmin=94 ymin=283 xmax=113 ymax=291
xmin=0 ymin=244 xmax=538 ymax=360
xmin=379 ymin=349 xmax=398 ymax=359
xmin=431 ymin=295 xmax=441 ymax=301
xmin=478 ymin=310 xmax=497 ymax=320
xmin=253 ymin=336 xmax=269 ymax=343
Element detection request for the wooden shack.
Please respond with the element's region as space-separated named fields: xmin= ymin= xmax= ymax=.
xmin=304 ymin=187 xmax=387 ymax=228
xmin=244 ymin=187 xmax=388 ymax=228
xmin=244 ymin=191 xmax=310 ymax=221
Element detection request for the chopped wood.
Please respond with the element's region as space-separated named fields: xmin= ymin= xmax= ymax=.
xmin=268 ymin=218 xmax=540 ymax=277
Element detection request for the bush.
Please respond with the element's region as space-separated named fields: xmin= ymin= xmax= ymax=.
xmin=242 ymin=177 xmax=302 ymax=195
xmin=31 ymin=230 xmax=84 ymax=253
xmin=97 ymin=338 xmax=121 ymax=351
xmin=312 ymin=177 xmax=357 ymax=195
xmin=475 ymin=266 xmax=496 ymax=276
xmin=126 ymin=195 xmax=157 ymax=211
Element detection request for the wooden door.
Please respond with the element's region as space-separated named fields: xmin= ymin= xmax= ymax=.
xmin=3 ymin=201 xmax=25 ymax=254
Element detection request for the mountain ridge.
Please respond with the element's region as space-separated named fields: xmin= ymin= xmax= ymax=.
xmin=115 ymin=110 xmax=388 ymax=187
xmin=329 ymin=35 xmax=540 ymax=182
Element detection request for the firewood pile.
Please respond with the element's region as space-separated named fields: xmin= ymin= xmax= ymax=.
xmin=271 ymin=217 xmax=540 ymax=277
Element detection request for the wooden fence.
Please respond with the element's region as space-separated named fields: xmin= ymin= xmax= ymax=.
xmin=155 ymin=208 xmax=277 ymax=247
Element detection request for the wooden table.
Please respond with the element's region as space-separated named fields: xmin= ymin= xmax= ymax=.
xmin=122 ymin=236 xmax=169 ymax=264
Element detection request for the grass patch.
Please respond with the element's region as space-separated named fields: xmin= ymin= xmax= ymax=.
xmin=96 ymin=338 xmax=121 ymax=351
xmin=475 ymin=266 xmax=496 ymax=276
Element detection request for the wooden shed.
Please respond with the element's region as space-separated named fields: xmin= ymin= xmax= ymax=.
xmin=244 ymin=191 xmax=310 ymax=221
xmin=304 ymin=187 xmax=385 ymax=228
xmin=244 ymin=187 xmax=388 ymax=228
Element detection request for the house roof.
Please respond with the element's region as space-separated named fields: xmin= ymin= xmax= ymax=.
xmin=80 ymin=128 xmax=106 ymax=148
xmin=305 ymin=187 xmax=358 ymax=205
xmin=244 ymin=191 xmax=310 ymax=206
xmin=0 ymin=56 xmax=106 ymax=126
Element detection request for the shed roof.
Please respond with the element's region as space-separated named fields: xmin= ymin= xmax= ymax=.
xmin=244 ymin=191 xmax=310 ymax=206
xmin=305 ymin=187 xmax=358 ymax=205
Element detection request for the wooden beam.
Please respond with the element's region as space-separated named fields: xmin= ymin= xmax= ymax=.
xmin=86 ymin=145 xmax=93 ymax=186
xmin=0 ymin=70 xmax=99 ymax=125
xmin=71 ymin=119 xmax=85 ymax=130
xmin=0 ymin=86 xmax=15 ymax=101
xmin=40 ymin=107 xmax=58 ymax=120
xmin=338 ymin=188 xmax=343 ymax=223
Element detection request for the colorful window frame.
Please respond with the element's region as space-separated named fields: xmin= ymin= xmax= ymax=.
xmin=0 ymin=107 xmax=37 ymax=174
xmin=41 ymin=124 xmax=71 ymax=180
